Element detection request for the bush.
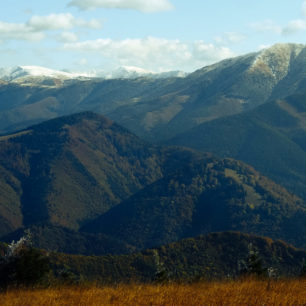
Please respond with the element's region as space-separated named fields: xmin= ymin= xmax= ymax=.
xmin=0 ymin=231 xmax=51 ymax=288
xmin=300 ymin=263 xmax=306 ymax=278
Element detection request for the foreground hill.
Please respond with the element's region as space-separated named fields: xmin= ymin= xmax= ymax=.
xmin=50 ymin=232 xmax=306 ymax=282
xmin=168 ymin=93 xmax=306 ymax=200
xmin=1 ymin=44 xmax=306 ymax=141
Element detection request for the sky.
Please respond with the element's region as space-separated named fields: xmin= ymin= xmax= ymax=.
xmin=1 ymin=0 xmax=306 ymax=73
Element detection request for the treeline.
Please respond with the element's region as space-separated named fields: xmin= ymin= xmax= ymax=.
xmin=1 ymin=231 xmax=306 ymax=288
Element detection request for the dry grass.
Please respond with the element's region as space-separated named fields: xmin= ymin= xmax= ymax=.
xmin=1 ymin=279 xmax=306 ymax=306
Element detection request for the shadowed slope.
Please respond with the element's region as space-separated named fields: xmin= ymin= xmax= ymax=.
xmin=0 ymin=112 xmax=164 ymax=233
xmin=83 ymin=157 xmax=306 ymax=249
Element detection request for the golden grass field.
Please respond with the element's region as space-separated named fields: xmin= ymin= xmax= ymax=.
xmin=1 ymin=279 xmax=306 ymax=306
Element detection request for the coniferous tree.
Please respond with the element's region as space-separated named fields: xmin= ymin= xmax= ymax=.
xmin=238 ymin=243 xmax=266 ymax=277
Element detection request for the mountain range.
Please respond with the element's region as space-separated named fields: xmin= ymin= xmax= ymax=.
xmin=0 ymin=65 xmax=187 ymax=84
xmin=1 ymin=43 xmax=306 ymax=279
xmin=1 ymin=112 xmax=306 ymax=255
xmin=1 ymin=43 xmax=306 ymax=199
xmin=0 ymin=43 xmax=305 ymax=139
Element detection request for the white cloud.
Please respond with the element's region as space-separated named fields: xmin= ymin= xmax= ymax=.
xmin=68 ymin=0 xmax=174 ymax=13
xmin=64 ymin=37 xmax=234 ymax=71
xmin=282 ymin=19 xmax=306 ymax=35
xmin=27 ymin=13 xmax=101 ymax=31
xmin=281 ymin=1 xmax=306 ymax=34
xmin=193 ymin=41 xmax=234 ymax=63
xmin=250 ymin=20 xmax=282 ymax=34
xmin=258 ymin=44 xmax=271 ymax=51
xmin=250 ymin=18 xmax=306 ymax=36
xmin=78 ymin=58 xmax=88 ymax=66
xmin=0 ymin=13 xmax=101 ymax=42
xmin=251 ymin=2 xmax=306 ymax=36
xmin=23 ymin=8 xmax=33 ymax=15
xmin=0 ymin=21 xmax=45 ymax=41
xmin=302 ymin=1 xmax=306 ymax=17
xmin=57 ymin=31 xmax=79 ymax=42
xmin=214 ymin=32 xmax=246 ymax=44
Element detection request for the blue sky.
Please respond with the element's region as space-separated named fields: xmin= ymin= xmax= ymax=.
xmin=1 ymin=0 xmax=306 ymax=72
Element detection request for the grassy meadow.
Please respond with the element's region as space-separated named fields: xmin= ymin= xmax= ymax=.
xmin=1 ymin=278 xmax=306 ymax=305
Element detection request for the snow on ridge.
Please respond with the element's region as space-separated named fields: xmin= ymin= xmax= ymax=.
xmin=99 ymin=66 xmax=187 ymax=79
xmin=118 ymin=66 xmax=152 ymax=74
xmin=0 ymin=65 xmax=93 ymax=82
xmin=20 ymin=66 xmax=92 ymax=78
xmin=0 ymin=65 xmax=188 ymax=83
xmin=250 ymin=43 xmax=305 ymax=81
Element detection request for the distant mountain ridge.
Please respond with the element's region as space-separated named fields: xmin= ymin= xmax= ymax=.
xmin=0 ymin=66 xmax=92 ymax=82
xmin=1 ymin=43 xmax=306 ymax=140
xmin=0 ymin=65 xmax=187 ymax=83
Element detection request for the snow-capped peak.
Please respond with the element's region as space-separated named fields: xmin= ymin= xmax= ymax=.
xmin=117 ymin=66 xmax=152 ymax=74
xmin=95 ymin=66 xmax=187 ymax=79
xmin=20 ymin=66 xmax=92 ymax=78
xmin=101 ymin=66 xmax=153 ymax=79
xmin=0 ymin=66 xmax=92 ymax=82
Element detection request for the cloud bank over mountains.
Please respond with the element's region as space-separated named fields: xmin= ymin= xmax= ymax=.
xmin=1 ymin=1 xmax=306 ymax=73
xmin=64 ymin=37 xmax=233 ymax=71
